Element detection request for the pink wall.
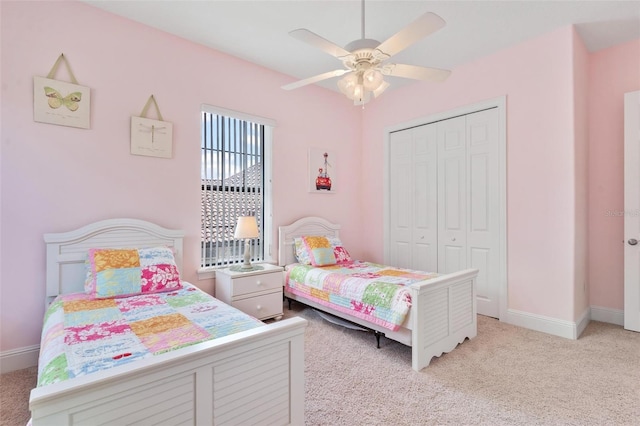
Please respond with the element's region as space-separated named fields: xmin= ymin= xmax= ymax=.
xmin=588 ymin=39 xmax=640 ymax=310
xmin=0 ymin=1 xmax=362 ymax=351
xmin=361 ymin=26 xmax=578 ymax=321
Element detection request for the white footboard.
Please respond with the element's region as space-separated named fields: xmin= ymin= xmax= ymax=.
xmin=410 ymin=269 xmax=477 ymax=371
xmin=30 ymin=317 xmax=307 ymax=426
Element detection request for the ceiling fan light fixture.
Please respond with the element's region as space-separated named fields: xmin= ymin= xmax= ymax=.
xmin=337 ymin=70 xmax=385 ymax=104
xmin=373 ymin=80 xmax=390 ymax=98
xmin=337 ymin=72 xmax=357 ymax=95
xmin=343 ymin=83 xmax=363 ymax=102
xmin=354 ymin=90 xmax=371 ymax=106
xmin=338 ymin=69 xmax=386 ymax=104
xmin=352 ymin=83 xmax=364 ymax=100
xmin=363 ymin=69 xmax=384 ymax=91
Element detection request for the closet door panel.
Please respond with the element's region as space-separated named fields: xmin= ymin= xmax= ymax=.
xmin=438 ymin=116 xmax=467 ymax=274
xmin=467 ymin=109 xmax=500 ymax=317
xmin=412 ymin=124 xmax=438 ymax=272
xmin=389 ymin=131 xmax=413 ymax=268
xmin=470 ymin=154 xmax=489 ymax=231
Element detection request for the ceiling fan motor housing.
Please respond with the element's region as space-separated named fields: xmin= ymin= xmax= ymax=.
xmin=344 ymin=38 xmax=380 ymax=52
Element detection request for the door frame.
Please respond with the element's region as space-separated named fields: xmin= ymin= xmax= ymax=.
xmin=624 ymin=90 xmax=640 ymax=331
xmin=383 ymin=96 xmax=508 ymax=321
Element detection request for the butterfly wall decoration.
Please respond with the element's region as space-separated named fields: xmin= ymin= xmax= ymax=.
xmin=43 ymin=86 xmax=82 ymax=111
xmin=33 ymin=54 xmax=91 ymax=129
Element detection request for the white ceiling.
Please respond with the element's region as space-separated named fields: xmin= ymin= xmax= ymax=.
xmin=85 ymin=0 xmax=640 ymax=92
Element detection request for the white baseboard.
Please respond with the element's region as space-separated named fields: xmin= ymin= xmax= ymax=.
xmin=590 ymin=305 xmax=624 ymax=326
xmin=503 ymin=309 xmax=579 ymax=339
xmin=0 ymin=345 xmax=39 ymax=374
xmin=575 ymin=307 xmax=591 ymax=338
xmin=502 ymin=306 xmax=625 ymax=340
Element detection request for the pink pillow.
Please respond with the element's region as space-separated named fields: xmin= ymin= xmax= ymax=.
xmin=85 ymin=247 xmax=182 ymax=299
xmin=295 ymin=236 xmax=353 ymax=266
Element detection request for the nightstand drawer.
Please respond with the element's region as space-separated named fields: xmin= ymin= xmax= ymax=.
xmin=232 ymin=271 xmax=282 ymax=297
xmin=232 ymin=292 xmax=282 ymax=320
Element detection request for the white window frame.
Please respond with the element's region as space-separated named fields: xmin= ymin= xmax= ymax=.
xmin=198 ymin=104 xmax=275 ymax=279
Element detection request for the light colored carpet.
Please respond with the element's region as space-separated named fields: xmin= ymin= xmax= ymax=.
xmin=293 ymin=304 xmax=640 ymax=425
xmin=2 ymin=303 xmax=639 ymax=425
xmin=0 ymin=366 xmax=36 ymax=426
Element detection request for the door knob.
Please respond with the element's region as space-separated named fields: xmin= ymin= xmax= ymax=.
xmin=629 ymin=239 xmax=638 ymax=246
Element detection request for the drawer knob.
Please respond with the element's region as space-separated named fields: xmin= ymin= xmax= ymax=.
xmin=256 ymin=280 xmax=262 ymax=286
xmin=256 ymin=305 xmax=262 ymax=310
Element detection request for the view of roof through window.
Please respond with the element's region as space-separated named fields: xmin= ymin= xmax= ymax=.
xmin=201 ymin=112 xmax=264 ymax=267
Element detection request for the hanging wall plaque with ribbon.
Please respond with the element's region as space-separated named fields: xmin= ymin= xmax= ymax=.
xmin=33 ymin=53 xmax=91 ymax=129
xmin=130 ymin=95 xmax=173 ymax=159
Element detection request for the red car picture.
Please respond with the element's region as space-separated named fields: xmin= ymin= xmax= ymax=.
xmin=315 ymin=152 xmax=332 ymax=191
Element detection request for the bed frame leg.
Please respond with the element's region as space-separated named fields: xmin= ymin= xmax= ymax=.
xmin=374 ymin=331 xmax=382 ymax=349
xmin=285 ymin=297 xmax=292 ymax=310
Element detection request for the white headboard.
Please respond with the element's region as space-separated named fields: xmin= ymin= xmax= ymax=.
xmin=45 ymin=218 xmax=185 ymax=304
xmin=278 ymin=216 xmax=341 ymax=266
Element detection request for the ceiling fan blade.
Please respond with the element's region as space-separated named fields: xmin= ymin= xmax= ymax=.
xmin=384 ymin=64 xmax=451 ymax=82
xmin=282 ymin=69 xmax=350 ymax=90
xmin=289 ymin=29 xmax=352 ymax=58
xmin=376 ymin=12 xmax=446 ymax=58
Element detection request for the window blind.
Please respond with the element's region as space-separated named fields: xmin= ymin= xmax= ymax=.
xmin=201 ymin=111 xmax=265 ymax=267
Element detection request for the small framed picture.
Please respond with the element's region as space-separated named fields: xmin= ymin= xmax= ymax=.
xmin=130 ymin=116 xmax=173 ymax=159
xmin=309 ymin=147 xmax=336 ymax=193
xmin=33 ymin=76 xmax=91 ymax=129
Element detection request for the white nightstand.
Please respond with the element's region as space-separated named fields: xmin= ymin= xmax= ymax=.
xmin=215 ymin=263 xmax=284 ymax=321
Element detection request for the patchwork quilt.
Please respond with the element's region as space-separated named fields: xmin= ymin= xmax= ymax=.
xmin=285 ymin=261 xmax=439 ymax=331
xmin=37 ymin=283 xmax=264 ymax=387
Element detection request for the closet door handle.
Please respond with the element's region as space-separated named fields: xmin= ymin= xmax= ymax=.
xmin=629 ymin=239 xmax=638 ymax=246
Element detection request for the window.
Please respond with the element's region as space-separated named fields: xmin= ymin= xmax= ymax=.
xmin=200 ymin=105 xmax=274 ymax=269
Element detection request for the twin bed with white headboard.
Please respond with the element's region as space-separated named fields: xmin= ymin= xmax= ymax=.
xmin=30 ymin=218 xmax=306 ymax=426
xmin=278 ymin=216 xmax=478 ymax=372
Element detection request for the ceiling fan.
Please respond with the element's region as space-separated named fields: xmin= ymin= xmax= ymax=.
xmin=281 ymin=0 xmax=451 ymax=105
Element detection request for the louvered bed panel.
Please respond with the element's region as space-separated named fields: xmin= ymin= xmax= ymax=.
xmin=451 ymin=280 xmax=475 ymax=332
xmin=213 ymin=341 xmax=293 ymax=425
xmin=420 ymin=287 xmax=449 ymax=346
xmin=70 ymin=373 xmax=197 ymax=425
xmin=411 ymin=270 xmax=477 ymax=371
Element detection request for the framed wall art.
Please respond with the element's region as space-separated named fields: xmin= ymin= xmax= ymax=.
xmin=130 ymin=95 xmax=173 ymax=159
xmin=33 ymin=54 xmax=91 ymax=129
xmin=309 ymin=147 xmax=336 ymax=193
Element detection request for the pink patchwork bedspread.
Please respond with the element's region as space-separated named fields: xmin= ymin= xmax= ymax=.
xmin=285 ymin=261 xmax=439 ymax=331
xmin=37 ymin=282 xmax=264 ymax=387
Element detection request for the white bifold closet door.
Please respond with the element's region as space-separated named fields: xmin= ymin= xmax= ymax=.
xmin=389 ymin=108 xmax=500 ymax=318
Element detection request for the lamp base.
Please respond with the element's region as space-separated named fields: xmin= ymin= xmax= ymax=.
xmin=229 ymin=264 xmax=264 ymax=273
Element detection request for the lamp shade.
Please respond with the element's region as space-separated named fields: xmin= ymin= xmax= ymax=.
xmin=234 ymin=216 xmax=259 ymax=239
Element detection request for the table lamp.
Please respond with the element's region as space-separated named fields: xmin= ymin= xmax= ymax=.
xmin=231 ymin=216 xmax=262 ymax=272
